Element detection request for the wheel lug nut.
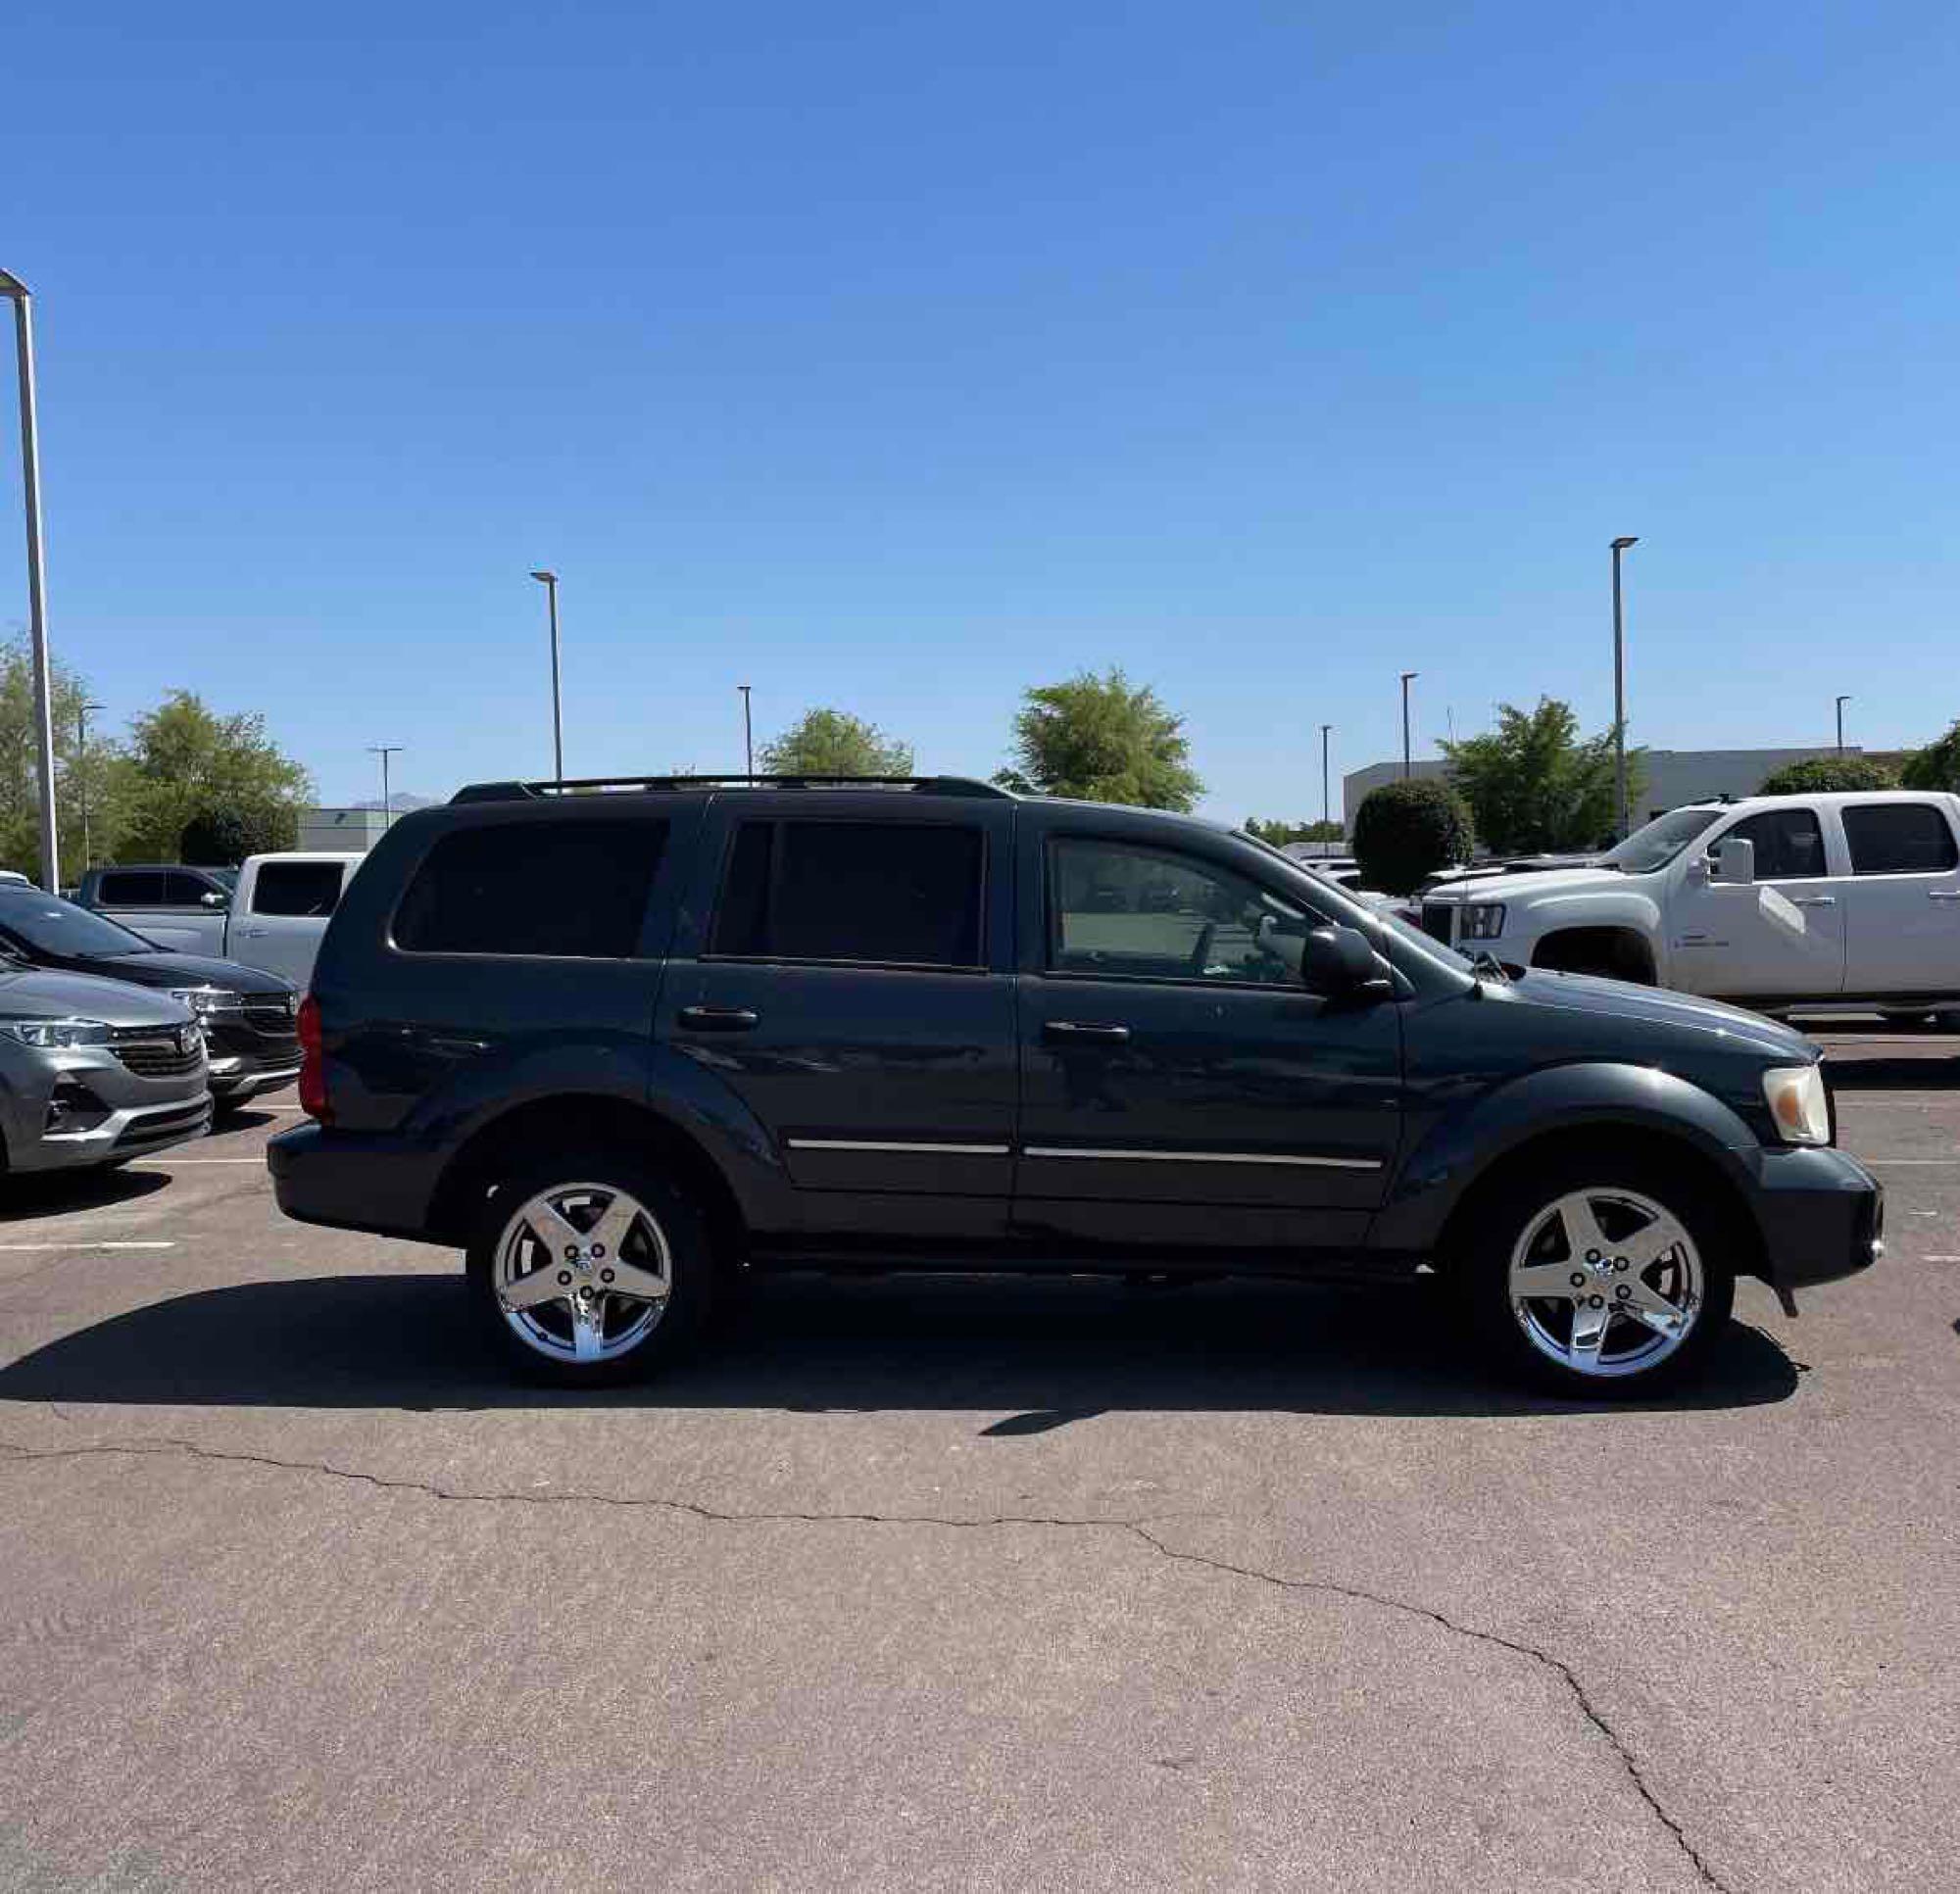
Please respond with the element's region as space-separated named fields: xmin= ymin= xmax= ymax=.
xmin=592 ymin=1244 xmax=606 ymax=1260
xmin=564 ymin=1245 xmax=579 ymax=1262
xmin=557 ymin=1270 xmax=572 ymax=1286
xmin=1589 ymin=1294 xmax=1604 ymax=1309
xmin=1587 ymin=1250 xmax=1600 ymax=1263
xmin=601 ymin=1268 xmax=614 ymax=1284
xmin=1569 ymin=1273 xmax=1587 ymax=1288
xmin=1615 ymin=1257 xmax=1629 ymax=1271
xmin=1616 ymin=1285 xmax=1631 ymax=1299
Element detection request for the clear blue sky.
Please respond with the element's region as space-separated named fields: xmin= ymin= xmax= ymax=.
xmin=3 ymin=2 xmax=1955 ymax=818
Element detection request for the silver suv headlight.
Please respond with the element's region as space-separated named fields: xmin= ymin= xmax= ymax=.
xmin=169 ymin=987 xmax=242 ymax=1016
xmin=1 ymin=1017 xmax=113 ymax=1048
xmin=1763 ymin=1064 xmax=1831 ymax=1145
xmin=1460 ymin=902 xmax=1507 ymax=941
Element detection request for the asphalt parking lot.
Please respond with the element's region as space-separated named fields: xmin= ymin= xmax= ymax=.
xmin=1 ymin=1032 xmax=1955 ymax=1893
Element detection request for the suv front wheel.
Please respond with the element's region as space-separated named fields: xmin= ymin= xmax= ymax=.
xmin=466 ymin=1154 xmax=715 ymax=1385
xmin=1459 ymin=1155 xmax=1736 ymax=1397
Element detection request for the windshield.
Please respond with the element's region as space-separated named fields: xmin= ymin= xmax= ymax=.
xmin=1236 ymin=829 xmax=1479 ymax=974
xmin=0 ymin=890 xmax=160 ymax=958
xmin=1599 ymin=805 xmax=1726 ymax=874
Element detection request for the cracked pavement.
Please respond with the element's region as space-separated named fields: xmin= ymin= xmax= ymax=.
xmin=1 ymin=1037 xmax=1956 ymax=1890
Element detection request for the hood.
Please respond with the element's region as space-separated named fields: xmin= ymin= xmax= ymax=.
xmin=53 ymin=948 xmax=295 ymax=996
xmin=1509 ymin=967 xmax=1814 ymax=1061
xmin=1426 ymin=866 xmax=1627 ymax=903
xmin=0 ymin=965 xmax=197 ymax=1028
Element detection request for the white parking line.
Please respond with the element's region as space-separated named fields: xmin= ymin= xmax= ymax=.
xmin=1861 ymin=1159 xmax=1960 ymax=1166
xmin=128 ymin=1157 xmax=266 ymax=1168
xmin=0 ymin=1240 xmax=176 ymax=1252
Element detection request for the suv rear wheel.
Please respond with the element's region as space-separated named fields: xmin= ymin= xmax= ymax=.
xmin=466 ymin=1153 xmax=715 ymax=1385
xmin=1458 ymin=1155 xmax=1736 ymax=1396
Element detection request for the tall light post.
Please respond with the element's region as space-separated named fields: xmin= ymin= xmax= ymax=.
xmin=368 ymin=745 xmax=404 ymax=827
xmin=77 ymin=699 xmax=104 ymax=869
xmin=2 ymin=268 xmax=60 ymax=891
xmin=1610 ymin=536 xmax=1639 ymax=838
xmin=739 ymin=683 xmax=754 ymax=778
xmin=1319 ymin=722 xmax=1333 ymax=848
xmin=528 ymin=569 xmax=564 ymax=782
xmin=1836 ymin=695 xmax=1851 ymax=756
xmin=1399 ymin=672 xmax=1418 ymax=780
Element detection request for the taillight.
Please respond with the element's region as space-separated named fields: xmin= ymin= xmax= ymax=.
xmin=297 ymin=993 xmax=329 ymax=1123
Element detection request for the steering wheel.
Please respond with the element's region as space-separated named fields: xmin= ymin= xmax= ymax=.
xmin=1187 ymin=921 xmax=1216 ymax=976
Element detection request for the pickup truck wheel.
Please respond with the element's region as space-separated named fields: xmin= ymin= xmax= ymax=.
xmin=1462 ymin=1159 xmax=1735 ymax=1397
xmin=466 ymin=1155 xmax=714 ymax=1386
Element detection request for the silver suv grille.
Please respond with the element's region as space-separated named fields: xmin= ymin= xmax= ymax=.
xmin=109 ymin=1025 xmax=204 ymax=1080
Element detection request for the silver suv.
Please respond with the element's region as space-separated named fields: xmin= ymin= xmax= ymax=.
xmin=0 ymin=964 xmax=212 ymax=1172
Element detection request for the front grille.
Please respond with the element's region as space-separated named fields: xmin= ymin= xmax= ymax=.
xmin=114 ymin=1098 xmax=212 ymax=1147
xmin=1420 ymin=902 xmax=1454 ymax=945
xmin=241 ymin=997 xmax=298 ymax=1031
xmin=109 ymin=1027 xmax=203 ymax=1079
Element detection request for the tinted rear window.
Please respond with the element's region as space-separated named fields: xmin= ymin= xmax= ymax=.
xmin=251 ymin=862 xmax=347 ymax=917
xmin=710 ymin=820 xmax=983 ymax=967
xmin=96 ymin=871 xmax=165 ymax=905
xmin=394 ymin=819 xmax=668 ymax=957
xmin=1843 ymin=803 xmax=1959 ymax=875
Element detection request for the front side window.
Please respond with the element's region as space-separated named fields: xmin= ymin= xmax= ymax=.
xmin=1720 ymin=808 xmax=1826 ymax=880
xmin=250 ymin=862 xmax=347 ymax=918
xmin=167 ymin=871 xmax=224 ymax=906
xmin=394 ymin=819 xmax=668 ymax=956
xmin=710 ymin=820 xmax=984 ymax=968
xmin=1843 ymin=803 xmax=1959 ymax=876
xmin=1048 ymin=838 xmax=1319 ymax=987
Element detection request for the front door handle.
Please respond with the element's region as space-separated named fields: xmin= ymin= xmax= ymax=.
xmin=1790 ymin=896 xmax=1837 ymax=908
xmin=1043 ymin=1020 xmax=1131 ymax=1044
xmin=1928 ymin=890 xmax=1960 ymax=902
xmin=239 ymin=926 xmax=271 ymax=937
xmin=677 ymin=1004 xmax=760 ymax=1033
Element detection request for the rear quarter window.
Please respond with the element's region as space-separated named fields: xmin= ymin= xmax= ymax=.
xmin=1842 ymin=803 xmax=1960 ymax=875
xmin=95 ymin=870 xmax=165 ymax=905
xmin=393 ymin=819 xmax=668 ymax=957
xmin=251 ymin=862 xmax=347 ymax=918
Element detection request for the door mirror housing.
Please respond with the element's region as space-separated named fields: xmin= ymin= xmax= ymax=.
xmin=1299 ymin=924 xmax=1392 ymax=997
xmin=199 ymin=891 xmax=227 ymax=909
xmin=1709 ymin=837 xmax=1756 ymax=886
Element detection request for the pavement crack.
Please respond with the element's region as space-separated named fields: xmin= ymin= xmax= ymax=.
xmin=0 ymin=1433 xmax=1732 ymax=1890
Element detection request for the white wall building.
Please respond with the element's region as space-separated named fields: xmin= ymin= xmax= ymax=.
xmin=300 ymin=806 xmax=392 ymax=852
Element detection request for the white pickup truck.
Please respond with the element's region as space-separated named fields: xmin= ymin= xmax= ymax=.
xmin=1414 ymin=791 xmax=1960 ymax=1023
xmin=76 ymin=853 xmax=364 ymax=988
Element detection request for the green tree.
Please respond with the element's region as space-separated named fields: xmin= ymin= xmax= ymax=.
xmin=180 ymin=804 xmax=297 ymax=864
xmin=1899 ymin=721 xmax=1960 ymax=792
xmin=1245 ymin=816 xmax=1344 ymax=847
xmin=1351 ymin=779 xmax=1475 ymax=896
xmin=0 ymin=637 xmax=127 ymax=880
xmin=759 ymin=707 xmax=914 ymax=777
xmin=1442 ymin=699 xmax=1645 ymax=854
xmin=1756 ymin=754 xmax=1896 ymax=795
xmin=111 ymin=691 xmax=313 ymax=862
xmin=996 ymin=669 xmax=1202 ymax=809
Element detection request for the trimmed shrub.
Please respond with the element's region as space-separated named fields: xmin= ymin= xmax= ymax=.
xmin=1756 ymin=755 xmax=1896 ymax=795
xmin=1352 ymin=779 xmax=1475 ymax=896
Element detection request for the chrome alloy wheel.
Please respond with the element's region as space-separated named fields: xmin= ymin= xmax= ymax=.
xmin=1507 ymin=1186 xmax=1705 ymax=1380
xmin=493 ymin=1182 xmax=673 ymax=1365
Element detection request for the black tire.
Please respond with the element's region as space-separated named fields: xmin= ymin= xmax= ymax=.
xmin=1454 ymin=1151 xmax=1736 ymax=1399
xmin=466 ymin=1150 xmax=718 ymax=1387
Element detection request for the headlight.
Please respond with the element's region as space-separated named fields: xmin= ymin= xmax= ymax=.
xmin=1763 ymin=1064 xmax=1832 ymax=1145
xmin=1 ymin=1017 xmax=112 ymax=1048
xmin=1460 ymin=903 xmax=1507 ymax=941
xmin=169 ymin=987 xmax=242 ymax=1016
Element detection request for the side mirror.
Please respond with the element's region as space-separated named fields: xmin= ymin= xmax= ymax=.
xmin=199 ymin=891 xmax=227 ymax=908
xmin=1299 ymin=924 xmax=1392 ymax=997
xmin=1709 ymin=838 xmax=1756 ymax=886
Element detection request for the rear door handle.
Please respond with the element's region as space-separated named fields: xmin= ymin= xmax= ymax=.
xmin=239 ymin=926 xmax=271 ymax=937
xmin=677 ymin=1005 xmax=760 ymax=1033
xmin=1043 ymin=1020 xmax=1131 ymax=1044
xmin=1791 ymin=896 xmax=1837 ymax=908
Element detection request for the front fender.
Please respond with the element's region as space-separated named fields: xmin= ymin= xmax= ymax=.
xmin=1369 ymin=1060 xmax=1761 ymax=1255
xmin=1507 ymin=889 xmax=1663 ymax=949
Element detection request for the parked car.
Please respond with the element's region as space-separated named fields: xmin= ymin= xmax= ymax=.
xmin=0 ymin=888 xmax=299 ymax=1109
xmin=1413 ymin=791 xmax=1960 ymax=1026
xmin=77 ymin=853 xmax=362 ymax=987
xmin=269 ymin=773 xmax=1881 ymax=1398
xmin=0 ymin=962 xmax=211 ymax=1172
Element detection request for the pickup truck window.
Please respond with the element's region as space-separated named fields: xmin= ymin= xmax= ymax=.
xmin=94 ymin=870 xmax=167 ymax=905
xmin=710 ymin=820 xmax=984 ymax=968
xmin=251 ymin=862 xmax=345 ymax=918
xmin=1048 ymin=838 xmax=1316 ymax=987
xmin=1720 ymin=807 xmax=1826 ymax=879
xmin=394 ymin=819 xmax=668 ymax=957
xmin=166 ymin=871 xmax=222 ymax=904
xmin=1843 ymin=802 xmax=1960 ymax=875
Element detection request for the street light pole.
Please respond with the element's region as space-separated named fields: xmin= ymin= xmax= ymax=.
xmin=1399 ymin=672 xmax=1418 ymax=780
xmin=1320 ymin=723 xmax=1333 ymax=847
xmin=77 ymin=699 xmax=104 ymax=869
xmin=1836 ymin=695 xmax=1851 ymax=756
xmin=1610 ymin=536 xmax=1639 ymax=839
xmin=739 ymin=683 xmax=754 ymax=778
xmin=528 ymin=570 xmax=563 ymax=782
xmin=2 ymin=268 xmax=60 ymax=892
xmin=368 ymin=745 xmax=404 ymax=827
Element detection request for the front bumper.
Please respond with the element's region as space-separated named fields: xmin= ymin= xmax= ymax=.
xmin=19 ymin=1093 xmax=214 ymax=1171
xmin=1747 ymin=1144 xmax=1884 ymax=1288
xmin=204 ymin=1014 xmax=303 ymax=1100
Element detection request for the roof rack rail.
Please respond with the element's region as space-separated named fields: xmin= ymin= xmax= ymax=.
xmin=450 ymin=773 xmax=1013 ymax=805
